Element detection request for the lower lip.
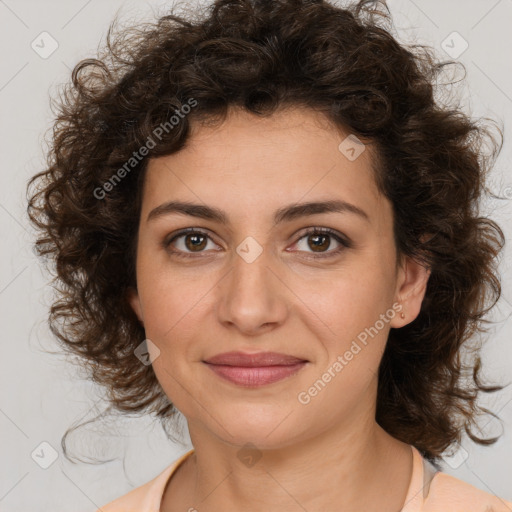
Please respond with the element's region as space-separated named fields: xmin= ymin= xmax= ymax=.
xmin=204 ymin=362 xmax=307 ymax=387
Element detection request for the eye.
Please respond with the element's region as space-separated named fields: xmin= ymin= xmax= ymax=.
xmin=164 ymin=228 xmax=220 ymax=258
xmin=290 ymin=227 xmax=351 ymax=258
xmin=163 ymin=227 xmax=351 ymax=260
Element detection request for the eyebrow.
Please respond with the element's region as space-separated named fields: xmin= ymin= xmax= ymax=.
xmin=146 ymin=199 xmax=370 ymax=224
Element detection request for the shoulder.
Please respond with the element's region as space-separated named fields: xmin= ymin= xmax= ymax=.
xmin=95 ymin=468 xmax=173 ymax=512
xmin=97 ymin=480 xmax=159 ymax=512
xmin=95 ymin=450 xmax=195 ymax=512
xmin=424 ymin=470 xmax=512 ymax=512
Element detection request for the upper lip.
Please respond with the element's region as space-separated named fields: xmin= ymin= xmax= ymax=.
xmin=203 ymin=351 xmax=307 ymax=367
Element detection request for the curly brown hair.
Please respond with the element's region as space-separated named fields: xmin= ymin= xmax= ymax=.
xmin=26 ymin=0 xmax=508 ymax=465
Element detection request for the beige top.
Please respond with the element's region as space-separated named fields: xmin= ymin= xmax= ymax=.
xmin=97 ymin=445 xmax=512 ymax=511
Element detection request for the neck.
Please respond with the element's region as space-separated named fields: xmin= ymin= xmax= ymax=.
xmin=164 ymin=412 xmax=413 ymax=512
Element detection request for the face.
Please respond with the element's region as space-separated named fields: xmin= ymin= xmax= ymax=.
xmin=128 ymin=107 xmax=430 ymax=450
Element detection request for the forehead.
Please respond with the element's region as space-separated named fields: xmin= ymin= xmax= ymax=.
xmin=142 ymin=107 xmax=389 ymax=230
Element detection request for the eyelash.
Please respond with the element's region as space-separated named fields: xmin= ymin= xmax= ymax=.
xmin=163 ymin=227 xmax=352 ymax=260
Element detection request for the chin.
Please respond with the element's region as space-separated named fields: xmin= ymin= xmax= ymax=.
xmin=211 ymin=408 xmax=305 ymax=450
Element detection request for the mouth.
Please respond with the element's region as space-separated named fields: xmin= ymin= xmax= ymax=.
xmin=203 ymin=351 xmax=309 ymax=387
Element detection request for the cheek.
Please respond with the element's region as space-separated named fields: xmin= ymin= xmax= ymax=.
xmin=296 ymin=268 xmax=392 ymax=337
xmin=136 ymin=251 xmax=215 ymax=341
xmin=296 ymin=278 xmax=391 ymax=413
xmin=136 ymin=265 xmax=207 ymax=408
xmin=294 ymin=270 xmax=394 ymax=387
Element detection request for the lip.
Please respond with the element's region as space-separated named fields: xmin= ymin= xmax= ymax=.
xmin=204 ymin=351 xmax=307 ymax=366
xmin=203 ymin=351 xmax=308 ymax=387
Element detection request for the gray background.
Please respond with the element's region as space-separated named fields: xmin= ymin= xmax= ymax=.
xmin=1 ymin=0 xmax=511 ymax=510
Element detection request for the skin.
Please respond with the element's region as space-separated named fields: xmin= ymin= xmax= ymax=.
xmin=127 ymin=106 xmax=431 ymax=512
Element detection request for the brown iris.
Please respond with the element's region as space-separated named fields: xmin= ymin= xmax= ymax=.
xmin=185 ymin=233 xmax=208 ymax=252
xmin=308 ymin=234 xmax=330 ymax=252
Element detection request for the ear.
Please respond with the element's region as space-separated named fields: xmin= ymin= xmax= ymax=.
xmin=126 ymin=286 xmax=144 ymax=326
xmin=390 ymin=252 xmax=431 ymax=328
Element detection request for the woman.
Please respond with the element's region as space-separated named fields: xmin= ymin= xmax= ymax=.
xmin=26 ymin=0 xmax=512 ymax=510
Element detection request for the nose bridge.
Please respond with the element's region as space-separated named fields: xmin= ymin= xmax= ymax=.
xmin=216 ymin=238 xmax=288 ymax=333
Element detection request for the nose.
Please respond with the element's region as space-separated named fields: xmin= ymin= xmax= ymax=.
xmin=215 ymin=244 xmax=289 ymax=336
